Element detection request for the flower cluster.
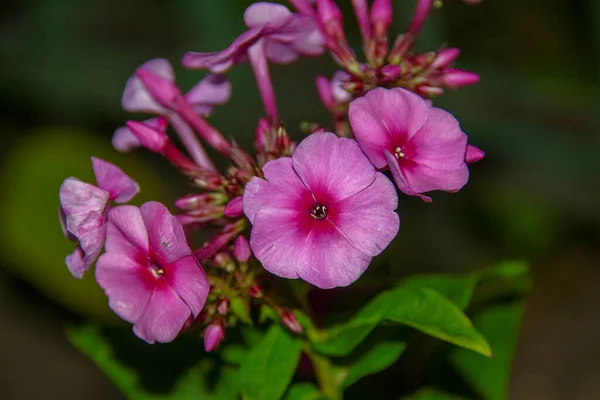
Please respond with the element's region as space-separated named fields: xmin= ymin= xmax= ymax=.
xmin=58 ymin=1 xmax=484 ymax=347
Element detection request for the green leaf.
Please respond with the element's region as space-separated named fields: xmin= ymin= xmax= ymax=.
xmin=340 ymin=341 xmax=407 ymax=389
xmin=450 ymin=302 xmax=525 ymax=400
xmin=398 ymin=274 xmax=479 ymax=310
xmin=239 ymin=325 xmax=302 ymax=400
xmin=284 ymin=383 xmax=326 ymax=400
xmin=310 ymin=287 xmax=491 ymax=357
xmin=231 ymin=297 xmax=253 ymax=325
xmin=67 ymin=324 xmax=238 ymax=400
xmin=386 ymin=288 xmax=492 ymax=357
xmin=403 ymin=388 xmax=469 ymax=400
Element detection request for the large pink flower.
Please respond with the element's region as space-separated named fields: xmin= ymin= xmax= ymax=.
xmin=96 ymin=202 xmax=210 ymax=344
xmin=243 ymin=132 xmax=399 ymax=289
xmin=349 ymin=87 xmax=471 ymax=202
xmin=59 ymin=158 xmax=139 ymax=278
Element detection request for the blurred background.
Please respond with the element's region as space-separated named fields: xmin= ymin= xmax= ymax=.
xmin=0 ymin=0 xmax=599 ymax=399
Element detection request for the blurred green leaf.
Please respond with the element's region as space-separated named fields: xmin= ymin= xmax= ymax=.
xmin=310 ymin=287 xmax=491 ymax=357
xmin=398 ymin=274 xmax=479 ymax=310
xmin=239 ymin=324 xmax=302 ymax=400
xmin=67 ymin=324 xmax=238 ymax=399
xmin=450 ymin=302 xmax=525 ymax=400
xmin=231 ymin=297 xmax=253 ymax=326
xmin=283 ymin=383 xmax=326 ymax=400
xmin=0 ymin=128 xmax=164 ymax=321
xmin=339 ymin=341 xmax=407 ymax=389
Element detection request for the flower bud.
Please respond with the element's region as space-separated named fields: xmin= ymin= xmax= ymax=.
xmin=442 ymin=69 xmax=480 ymax=88
xmin=175 ymin=192 xmax=228 ymax=211
xmin=465 ymin=144 xmax=485 ymax=164
xmin=280 ymin=310 xmax=303 ymax=334
xmin=379 ymin=64 xmax=402 ymax=81
xmin=204 ymin=322 xmax=225 ymax=352
xmin=126 ymin=120 xmax=168 ymax=152
xmin=416 ymin=85 xmax=444 ymax=97
xmin=217 ymin=299 xmax=230 ymax=315
xmin=431 ymin=48 xmax=460 ymax=70
xmin=249 ymin=284 xmax=263 ymax=299
xmin=234 ymin=236 xmax=252 ymax=263
xmin=224 ymin=197 xmax=244 ymax=218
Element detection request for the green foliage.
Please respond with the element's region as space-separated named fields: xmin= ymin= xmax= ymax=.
xmin=403 ymin=388 xmax=468 ymax=400
xmin=284 ymin=383 xmax=326 ymax=400
xmin=239 ymin=324 xmax=302 ymax=400
xmin=308 ymin=286 xmax=491 ymax=357
xmin=338 ymin=341 xmax=407 ymax=389
xmin=67 ymin=324 xmax=239 ymax=400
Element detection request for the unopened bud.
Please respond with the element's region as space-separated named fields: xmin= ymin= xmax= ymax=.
xmin=234 ymin=236 xmax=252 ymax=263
xmin=280 ymin=310 xmax=303 ymax=334
xmin=175 ymin=192 xmax=228 ymax=210
xmin=249 ymin=285 xmax=263 ymax=299
xmin=204 ymin=322 xmax=225 ymax=352
xmin=442 ymin=69 xmax=480 ymax=88
xmin=416 ymin=85 xmax=444 ymax=97
xmin=379 ymin=64 xmax=402 ymax=81
xmin=465 ymin=144 xmax=485 ymax=164
xmin=217 ymin=299 xmax=230 ymax=316
xmin=224 ymin=197 xmax=244 ymax=218
xmin=431 ymin=48 xmax=460 ymax=69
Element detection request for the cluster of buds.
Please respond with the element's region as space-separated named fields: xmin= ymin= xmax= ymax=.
xmin=58 ymin=0 xmax=485 ymax=348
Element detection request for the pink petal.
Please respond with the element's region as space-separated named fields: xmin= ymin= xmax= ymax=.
xmin=244 ymin=2 xmax=293 ymax=29
xmin=291 ymin=132 xmax=376 ymax=202
xmin=92 ymin=157 xmax=139 ymax=203
xmin=140 ymin=202 xmax=192 ymax=266
xmin=59 ymin=178 xmax=109 ymax=235
xmin=249 ymin=208 xmax=307 ymax=280
xmin=332 ymin=174 xmax=399 ymax=257
xmin=121 ymin=58 xmax=174 ymax=113
xmin=133 ymin=281 xmax=192 ymax=343
xmin=243 ymin=157 xmax=311 ymax=223
xmin=66 ymin=211 xmax=106 ymax=278
xmin=185 ymin=74 xmax=232 ymax=109
xmin=264 ymin=39 xmax=300 ymax=63
xmin=95 ymin=252 xmax=155 ymax=323
xmin=349 ymin=88 xmax=430 ymax=167
xmin=404 ymin=107 xmax=467 ymax=171
xmin=182 ymin=27 xmax=264 ymax=73
xmin=331 ymin=71 xmax=351 ymax=103
xmin=164 ymin=255 xmax=209 ymax=318
xmin=104 ymin=205 xmax=149 ymax=260
xmin=384 ymin=150 xmax=432 ymax=202
xmin=224 ymin=196 xmax=244 ymax=218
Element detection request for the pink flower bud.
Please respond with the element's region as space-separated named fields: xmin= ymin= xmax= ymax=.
xmin=431 ymin=48 xmax=460 ymax=69
xmin=217 ymin=299 xmax=230 ymax=315
xmin=465 ymin=144 xmax=485 ymax=163
xmin=316 ymin=0 xmax=343 ymax=26
xmin=126 ymin=120 xmax=168 ymax=152
xmin=135 ymin=68 xmax=183 ymax=110
xmin=370 ymin=0 xmax=393 ymax=26
xmin=249 ymin=285 xmax=263 ymax=299
xmin=204 ymin=322 xmax=225 ymax=352
xmin=416 ymin=85 xmax=444 ymax=97
xmin=234 ymin=236 xmax=252 ymax=263
xmin=442 ymin=69 xmax=480 ymax=88
xmin=351 ymin=0 xmax=371 ymax=43
xmin=224 ymin=196 xmax=243 ymax=218
xmin=175 ymin=193 xmax=228 ymax=211
xmin=280 ymin=310 xmax=303 ymax=334
xmin=379 ymin=64 xmax=402 ymax=81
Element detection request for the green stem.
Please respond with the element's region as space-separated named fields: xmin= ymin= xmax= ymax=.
xmin=304 ymin=343 xmax=342 ymax=400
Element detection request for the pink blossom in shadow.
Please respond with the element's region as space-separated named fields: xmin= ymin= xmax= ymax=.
xmin=96 ymin=202 xmax=210 ymax=344
xmin=182 ymin=2 xmax=323 ymax=73
xmin=349 ymin=87 xmax=471 ymax=202
xmin=243 ymin=132 xmax=399 ymax=289
xmin=59 ymin=158 xmax=139 ymax=278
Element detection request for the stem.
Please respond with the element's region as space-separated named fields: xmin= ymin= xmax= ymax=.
xmin=304 ymin=344 xmax=342 ymax=400
xmin=168 ymin=113 xmax=218 ymax=173
xmin=248 ymin=40 xmax=279 ymax=123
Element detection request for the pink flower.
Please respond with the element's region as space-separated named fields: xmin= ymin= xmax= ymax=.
xmin=59 ymin=158 xmax=139 ymax=279
xmin=243 ymin=132 xmax=399 ymax=289
xmin=349 ymin=87 xmax=471 ymax=202
xmin=204 ymin=322 xmax=225 ymax=352
xmin=115 ymin=58 xmax=231 ymax=157
xmin=182 ymin=2 xmax=323 ymax=73
xmin=96 ymin=202 xmax=210 ymax=344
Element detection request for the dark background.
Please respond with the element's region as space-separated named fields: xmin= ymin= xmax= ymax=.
xmin=1 ymin=0 xmax=599 ymax=399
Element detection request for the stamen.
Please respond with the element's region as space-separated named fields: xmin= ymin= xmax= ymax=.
xmin=395 ymin=146 xmax=405 ymax=159
xmin=150 ymin=263 xmax=165 ymax=278
xmin=310 ymin=203 xmax=328 ymax=220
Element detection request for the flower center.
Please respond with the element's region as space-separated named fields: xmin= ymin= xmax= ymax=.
xmin=310 ymin=203 xmax=328 ymax=220
xmin=394 ymin=146 xmax=405 ymax=159
xmin=149 ymin=262 xmax=165 ymax=278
